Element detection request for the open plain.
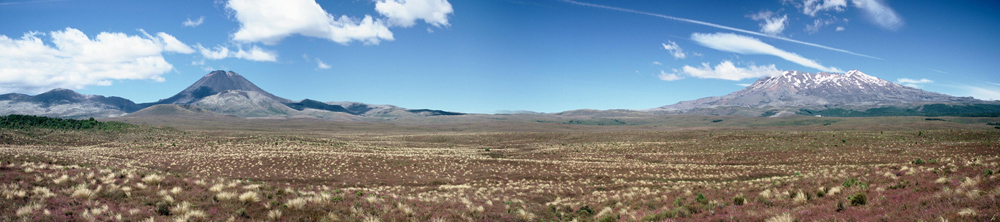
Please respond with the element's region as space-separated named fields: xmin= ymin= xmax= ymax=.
xmin=1 ymin=115 xmax=999 ymax=221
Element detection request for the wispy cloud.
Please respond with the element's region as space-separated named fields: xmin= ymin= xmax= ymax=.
xmin=691 ymin=32 xmax=842 ymax=73
xmin=183 ymin=16 xmax=205 ymax=27
xmin=749 ymin=10 xmax=788 ymax=36
xmin=195 ymin=44 xmax=277 ymax=62
xmin=736 ymin=83 xmax=752 ymax=87
xmin=316 ymin=58 xmax=331 ymax=69
xmin=657 ymin=70 xmax=683 ymax=81
xmin=802 ymin=0 xmax=847 ymax=16
xmin=852 ymin=0 xmax=903 ymax=30
xmin=561 ymin=0 xmax=879 ymax=59
xmin=897 ymin=78 xmax=932 ymax=88
xmin=660 ymin=60 xmax=782 ymax=81
xmin=661 ymin=41 xmax=686 ymax=59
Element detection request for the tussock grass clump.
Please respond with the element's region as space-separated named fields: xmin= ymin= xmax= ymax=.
xmin=958 ymin=208 xmax=977 ymax=217
xmin=239 ymin=191 xmax=260 ymax=203
xmin=765 ymin=213 xmax=795 ymax=222
xmin=71 ymin=186 xmax=95 ymax=199
xmin=142 ymin=174 xmax=164 ymax=185
xmin=285 ymin=197 xmax=308 ymax=210
xmin=267 ymin=209 xmax=282 ymax=220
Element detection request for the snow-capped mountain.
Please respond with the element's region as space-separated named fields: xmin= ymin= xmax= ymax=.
xmin=654 ymin=70 xmax=981 ymax=114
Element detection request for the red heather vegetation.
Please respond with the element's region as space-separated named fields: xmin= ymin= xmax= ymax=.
xmin=1 ymin=116 xmax=998 ymax=221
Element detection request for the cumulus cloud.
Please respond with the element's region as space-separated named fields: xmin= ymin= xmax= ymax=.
xmin=195 ymin=44 xmax=276 ymax=62
xmin=852 ymin=0 xmax=903 ymax=30
xmin=897 ymin=78 xmax=932 ymax=88
xmin=691 ymin=32 xmax=842 ymax=73
xmin=316 ymin=58 xmax=331 ymax=69
xmin=375 ymin=0 xmax=453 ymax=28
xmin=749 ymin=10 xmax=788 ymax=36
xmin=802 ymin=0 xmax=847 ymax=16
xmin=835 ymin=26 xmax=845 ymax=31
xmin=183 ymin=16 xmax=205 ymax=27
xmin=227 ymin=0 xmax=394 ymax=45
xmin=672 ymin=60 xmax=782 ymax=81
xmin=661 ymin=41 xmax=686 ymax=59
xmin=657 ymin=70 xmax=683 ymax=81
xmin=0 ymin=27 xmax=192 ymax=94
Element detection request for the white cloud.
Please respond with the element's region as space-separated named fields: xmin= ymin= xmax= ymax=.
xmin=736 ymin=83 xmax=752 ymax=87
xmin=195 ymin=44 xmax=277 ymax=62
xmin=657 ymin=70 xmax=683 ymax=81
xmin=661 ymin=41 xmax=686 ymax=59
xmin=155 ymin=32 xmax=195 ymax=54
xmin=562 ymin=0 xmax=879 ymax=59
xmin=183 ymin=16 xmax=205 ymax=27
xmin=897 ymin=78 xmax=932 ymax=88
xmin=802 ymin=0 xmax=847 ymax=16
xmin=0 ymin=28 xmax=190 ymax=93
xmin=196 ymin=44 xmax=229 ymax=60
xmin=227 ymin=0 xmax=394 ymax=45
xmin=835 ymin=26 xmax=845 ymax=31
xmin=674 ymin=60 xmax=783 ymax=81
xmin=233 ymin=45 xmax=277 ymax=62
xmin=691 ymin=32 xmax=842 ymax=73
xmin=749 ymin=10 xmax=788 ymax=36
xmin=651 ymin=61 xmax=662 ymax=65
xmin=852 ymin=0 xmax=903 ymax=30
xmin=805 ymin=19 xmax=837 ymax=34
xmin=316 ymin=58 xmax=331 ymax=69
xmin=375 ymin=0 xmax=453 ymax=28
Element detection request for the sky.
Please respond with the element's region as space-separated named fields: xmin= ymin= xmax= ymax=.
xmin=1 ymin=0 xmax=999 ymax=114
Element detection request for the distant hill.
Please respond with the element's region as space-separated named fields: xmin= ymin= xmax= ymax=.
xmin=650 ymin=70 xmax=996 ymax=116
xmin=0 ymin=70 xmax=464 ymax=119
xmin=0 ymin=88 xmax=141 ymax=119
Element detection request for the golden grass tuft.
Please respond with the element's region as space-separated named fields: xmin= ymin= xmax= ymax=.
xmin=267 ymin=209 xmax=282 ymax=220
xmin=765 ymin=212 xmax=795 ymax=222
xmin=216 ymin=192 xmax=237 ymax=201
xmin=239 ymin=191 xmax=260 ymax=203
xmin=142 ymin=174 xmax=164 ymax=185
xmin=957 ymin=208 xmax=976 ymax=217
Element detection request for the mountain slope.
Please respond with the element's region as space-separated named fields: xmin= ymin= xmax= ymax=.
xmin=653 ymin=70 xmax=984 ymax=116
xmin=151 ymin=70 xmax=290 ymax=105
xmin=0 ymin=89 xmax=141 ymax=118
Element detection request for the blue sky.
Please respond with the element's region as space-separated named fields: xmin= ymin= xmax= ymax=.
xmin=1 ymin=0 xmax=998 ymax=114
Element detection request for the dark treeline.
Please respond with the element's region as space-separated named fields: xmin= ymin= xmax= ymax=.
xmin=0 ymin=114 xmax=131 ymax=130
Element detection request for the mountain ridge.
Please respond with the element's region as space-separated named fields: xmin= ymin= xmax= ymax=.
xmin=652 ymin=70 xmax=984 ymax=116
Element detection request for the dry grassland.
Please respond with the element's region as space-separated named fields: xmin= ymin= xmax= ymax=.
xmin=1 ymin=116 xmax=998 ymax=221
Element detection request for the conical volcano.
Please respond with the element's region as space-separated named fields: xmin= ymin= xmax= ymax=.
xmin=154 ymin=70 xmax=289 ymax=104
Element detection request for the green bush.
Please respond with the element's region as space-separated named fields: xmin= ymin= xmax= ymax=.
xmin=849 ymin=193 xmax=867 ymax=206
xmin=155 ymin=202 xmax=171 ymax=216
xmin=733 ymin=196 xmax=746 ymax=205
xmin=695 ymin=193 xmax=708 ymax=204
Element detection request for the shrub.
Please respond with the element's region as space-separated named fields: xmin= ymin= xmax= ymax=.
xmin=236 ymin=208 xmax=250 ymax=218
xmin=155 ymin=202 xmax=171 ymax=216
xmin=912 ymin=159 xmax=924 ymax=164
xmin=849 ymin=193 xmax=867 ymax=206
xmin=835 ymin=201 xmax=845 ymax=212
xmin=673 ymin=197 xmax=684 ymax=207
xmin=985 ymin=169 xmax=994 ymax=176
xmin=695 ymin=193 xmax=708 ymax=204
xmin=733 ymin=196 xmax=746 ymax=206
xmin=576 ymin=205 xmax=594 ymax=217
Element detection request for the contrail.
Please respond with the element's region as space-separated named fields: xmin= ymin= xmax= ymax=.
xmin=562 ymin=0 xmax=881 ymax=60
